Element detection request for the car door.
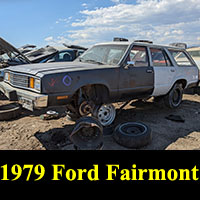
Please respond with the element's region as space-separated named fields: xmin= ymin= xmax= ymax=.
xmin=150 ymin=48 xmax=177 ymax=96
xmin=119 ymin=45 xmax=154 ymax=101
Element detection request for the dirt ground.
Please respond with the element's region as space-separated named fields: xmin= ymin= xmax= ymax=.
xmin=1 ymin=94 xmax=200 ymax=150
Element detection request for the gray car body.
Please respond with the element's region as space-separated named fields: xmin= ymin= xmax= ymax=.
xmin=7 ymin=61 xmax=121 ymax=102
xmin=0 ymin=41 xmax=199 ymax=110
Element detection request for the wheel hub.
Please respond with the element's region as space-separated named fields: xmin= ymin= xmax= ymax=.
xmin=79 ymin=101 xmax=92 ymax=116
xmin=95 ymin=104 xmax=116 ymax=126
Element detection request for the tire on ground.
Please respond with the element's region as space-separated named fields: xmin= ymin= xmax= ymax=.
xmin=113 ymin=122 xmax=152 ymax=149
xmin=0 ymin=103 xmax=21 ymax=121
xmin=164 ymin=83 xmax=183 ymax=109
xmin=70 ymin=116 xmax=103 ymax=150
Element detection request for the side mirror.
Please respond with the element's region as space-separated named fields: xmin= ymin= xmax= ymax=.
xmin=127 ymin=61 xmax=135 ymax=66
xmin=125 ymin=61 xmax=135 ymax=69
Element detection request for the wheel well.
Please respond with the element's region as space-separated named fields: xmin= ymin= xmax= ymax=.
xmin=74 ymin=84 xmax=110 ymax=105
xmin=175 ymin=79 xmax=187 ymax=89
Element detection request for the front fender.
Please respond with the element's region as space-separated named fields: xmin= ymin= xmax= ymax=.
xmin=42 ymin=70 xmax=113 ymax=95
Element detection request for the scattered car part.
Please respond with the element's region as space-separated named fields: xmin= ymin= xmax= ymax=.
xmin=165 ymin=114 xmax=185 ymax=123
xmin=93 ymin=104 xmax=116 ymax=127
xmin=46 ymin=110 xmax=59 ymax=116
xmin=40 ymin=110 xmax=59 ymax=120
xmin=113 ymin=122 xmax=152 ymax=149
xmin=0 ymin=103 xmax=21 ymax=121
xmin=70 ymin=116 xmax=103 ymax=150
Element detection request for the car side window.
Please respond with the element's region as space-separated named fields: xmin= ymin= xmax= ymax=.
xmin=150 ymin=48 xmax=172 ymax=67
xmin=169 ymin=50 xmax=193 ymax=66
xmin=57 ymin=52 xmax=73 ymax=61
xmin=128 ymin=46 xmax=149 ymax=67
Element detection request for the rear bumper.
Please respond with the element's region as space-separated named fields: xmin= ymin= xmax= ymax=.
xmin=0 ymin=81 xmax=48 ymax=110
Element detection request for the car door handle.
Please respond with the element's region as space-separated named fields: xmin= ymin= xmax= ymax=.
xmin=146 ymin=69 xmax=153 ymax=73
xmin=170 ymin=69 xmax=175 ymax=72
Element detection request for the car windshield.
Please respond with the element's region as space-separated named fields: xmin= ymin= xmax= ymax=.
xmin=79 ymin=44 xmax=128 ymax=65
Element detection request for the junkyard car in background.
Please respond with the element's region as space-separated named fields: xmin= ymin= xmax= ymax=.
xmin=0 ymin=37 xmax=87 ymax=81
xmin=40 ymin=45 xmax=87 ymax=63
xmin=21 ymin=44 xmax=87 ymax=63
xmin=0 ymin=37 xmax=31 ymax=80
xmin=0 ymin=38 xmax=199 ymax=127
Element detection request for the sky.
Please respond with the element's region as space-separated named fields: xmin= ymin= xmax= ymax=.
xmin=1 ymin=0 xmax=200 ymax=48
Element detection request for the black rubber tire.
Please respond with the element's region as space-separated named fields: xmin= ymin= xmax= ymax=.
xmin=0 ymin=103 xmax=21 ymax=121
xmin=70 ymin=116 xmax=103 ymax=150
xmin=113 ymin=122 xmax=152 ymax=149
xmin=164 ymin=83 xmax=183 ymax=109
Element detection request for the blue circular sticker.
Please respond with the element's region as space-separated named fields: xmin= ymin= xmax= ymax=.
xmin=63 ymin=75 xmax=72 ymax=87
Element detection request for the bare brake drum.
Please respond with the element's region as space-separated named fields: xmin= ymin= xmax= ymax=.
xmin=78 ymin=100 xmax=116 ymax=127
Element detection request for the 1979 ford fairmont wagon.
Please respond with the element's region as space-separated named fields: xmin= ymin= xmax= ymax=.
xmin=0 ymin=38 xmax=199 ymax=126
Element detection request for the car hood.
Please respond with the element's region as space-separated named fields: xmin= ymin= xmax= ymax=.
xmin=6 ymin=61 xmax=115 ymax=77
xmin=0 ymin=37 xmax=31 ymax=63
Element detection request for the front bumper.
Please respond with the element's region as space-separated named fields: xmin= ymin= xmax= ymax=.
xmin=0 ymin=81 xmax=48 ymax=111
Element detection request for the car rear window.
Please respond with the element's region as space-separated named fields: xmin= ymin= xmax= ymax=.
xmin=169 ymin=50 xmax=193 ymax=66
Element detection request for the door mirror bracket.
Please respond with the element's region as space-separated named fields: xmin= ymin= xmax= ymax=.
xmin=125 ymin=61 xmax=135 ymax=69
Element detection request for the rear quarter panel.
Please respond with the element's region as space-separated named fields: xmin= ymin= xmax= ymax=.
xmin=175 ymin=66 xmax=199 ymax=88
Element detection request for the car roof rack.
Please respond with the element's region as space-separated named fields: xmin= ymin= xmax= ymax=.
xmin=169 ymin=43 xmax=187 ymax=49
xmin=134 ymin=40 xmax=153 ymax=44
xmin=113 ymin=37 xmax=129 ymax=42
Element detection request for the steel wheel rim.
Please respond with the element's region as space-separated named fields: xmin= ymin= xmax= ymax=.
xmin=97 ymin=104 xmax=116 ymax=126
